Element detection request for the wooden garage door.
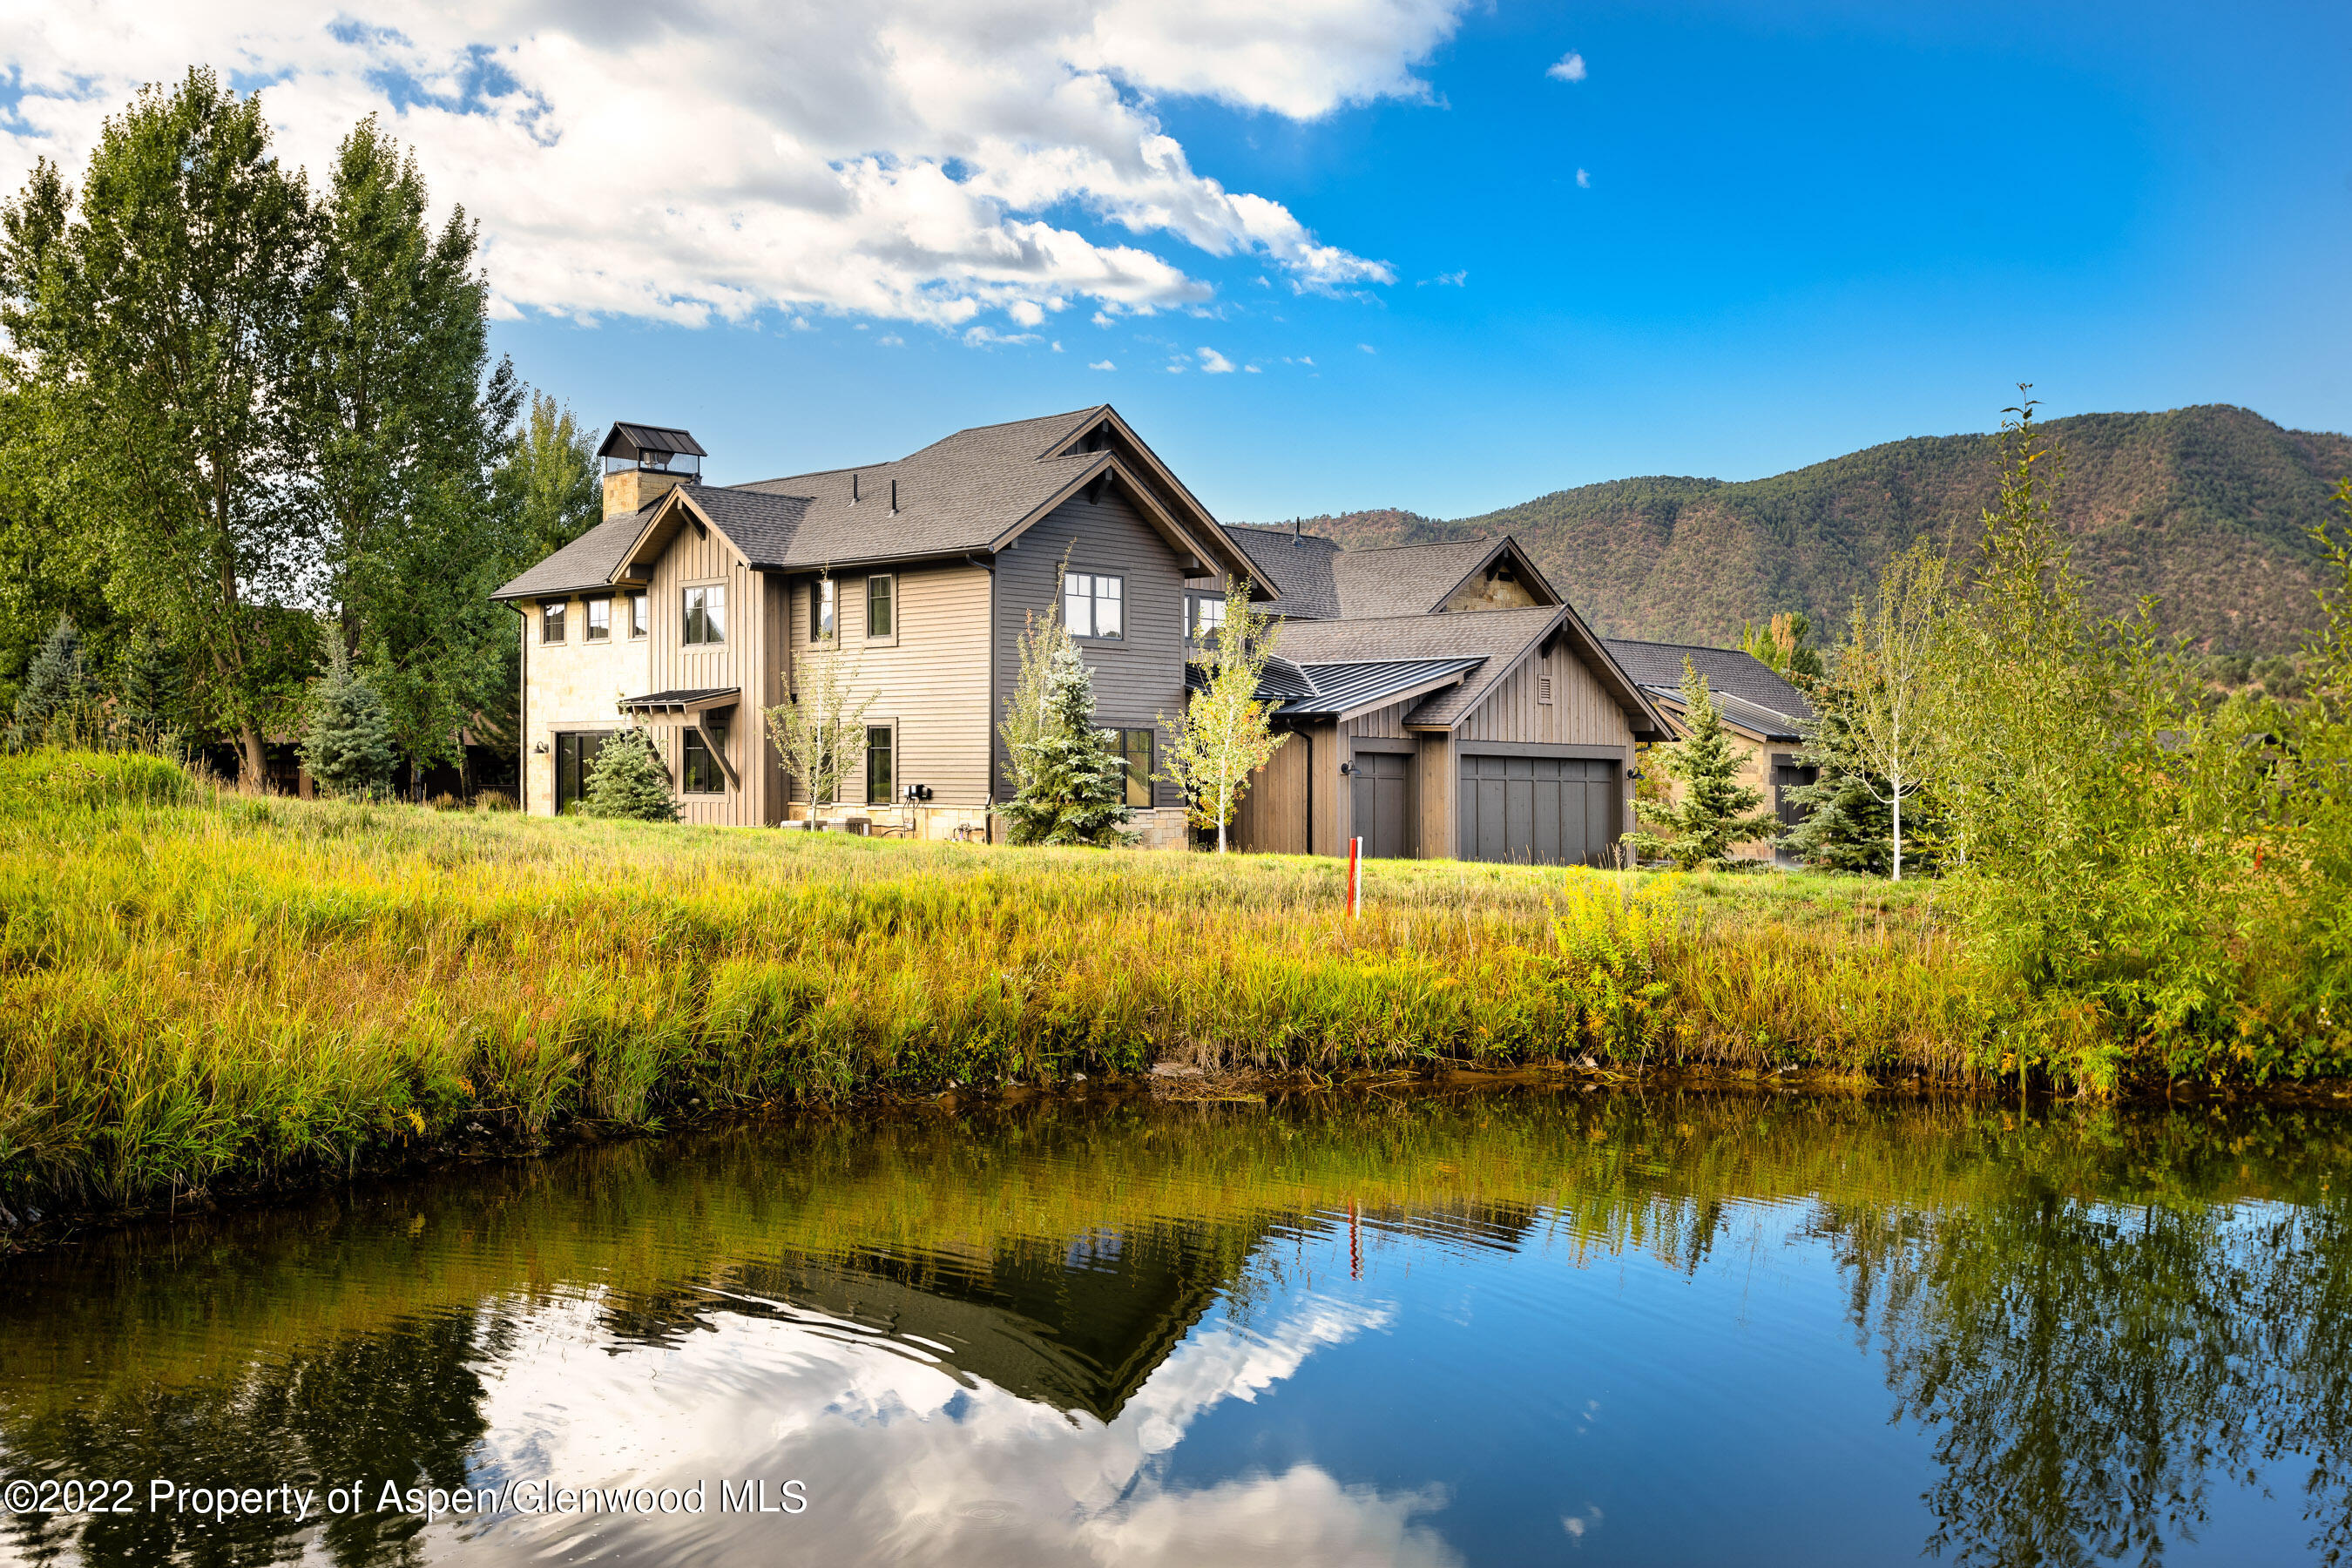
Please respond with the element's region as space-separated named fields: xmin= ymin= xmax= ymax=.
xmin=1349 ymin=751 xmax=1412 ymax=860
xmin=1458 ymin=754 xmax=1621 ymax=867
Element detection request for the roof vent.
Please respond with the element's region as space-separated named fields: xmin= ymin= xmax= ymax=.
xmin=889 ymin=477 xmax=899 ymax=517
xmin=1293 ymin=517 xmax=1303 ymax=547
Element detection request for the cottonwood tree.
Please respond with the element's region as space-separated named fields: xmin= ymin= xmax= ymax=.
xmin=0 ymin=70 xmax=316 ymax=787
xmin=1837 ymin=538 xmax=1947 ymax=881
xmin=1739 ymin=611 xmax=1825 ymax=684
xmin=1159 ymin=578 xmax=1287 ymax=852
xmin=494 ymin=392 xmax=602 ymax=564
xmin=766 ymin=591 xmax=876 ymax=815
xmin=302 ymin=116 xmax=521 ymax=775
xmin=1628 ymin=660 xmax=1780 ymax=870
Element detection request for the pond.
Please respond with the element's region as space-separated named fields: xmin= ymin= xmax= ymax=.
xmin=4 ymin=1085 xmax=2351 ymax=1566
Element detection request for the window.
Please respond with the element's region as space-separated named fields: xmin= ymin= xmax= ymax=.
xmin=1117 ymin=727 xmax=1153 ymax=808
xmin=1188 ymin=593 xmax=1227 ymax=639
xmin=812 ymin=578 xmax=835 ymax=641
xmin=540 ymin=601 xmax=567 ymax=643
xmin=683 ymin=727 xmax=726 ymax=794
xmin=866 ymin=725 xmax=894 ymax=802
xmin=1064 ymin=571 xmax=1124 ymax=639
xmin=585 ymin=597 xmax=612 ymax=643
xmin=628 ymin=593 xmax=648 ymax=639
xmin=865 ymin=574 xmax=895 ymax=639
xmin=553 ymin=730 xmax=612 ymax=812
xmin=682 ymin=584 xmax=727 ymax=645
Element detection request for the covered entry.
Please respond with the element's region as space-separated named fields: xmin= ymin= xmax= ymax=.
xmin=1459 ymin=751 xmax=1623 ymax=867
xmin=1348 ymin=749 xmax=1413 ymax=859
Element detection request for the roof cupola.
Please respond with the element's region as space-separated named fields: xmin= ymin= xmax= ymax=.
xmin=597 ymin=422 xmax=707 ymax=519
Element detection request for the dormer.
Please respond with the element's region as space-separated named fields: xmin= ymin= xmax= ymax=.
xmin=598 ymin=422 xmax=708 ymax=519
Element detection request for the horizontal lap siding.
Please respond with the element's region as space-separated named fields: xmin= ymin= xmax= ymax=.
xmin=787 ymin=563 xmax=994 ymax=808
xmin=649 ymin=520 xmax=763 ymax=827
xmin=992 ymin=486 xmax=1191 ymax=808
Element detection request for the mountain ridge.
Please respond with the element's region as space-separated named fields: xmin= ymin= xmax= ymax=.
xmin=1254 ymin=406 xmax=2352 ymax=653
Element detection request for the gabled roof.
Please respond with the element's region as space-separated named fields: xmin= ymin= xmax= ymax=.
xmin=1599 ymin=639 xmax=1815 ymax=730
xmin=598 ymin=422 xmax=706 ymax=461
xmin=1329 ymin=537 xmax=1559 ymax=619
xmin=490 ymin=504 xmax=657 ymax=601
xmin=493 ymin=406 xmax=1267 ymax=599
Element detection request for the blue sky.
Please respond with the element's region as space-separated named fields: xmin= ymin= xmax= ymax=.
xmin=9 ymin=1 xmax=2348 ymax=517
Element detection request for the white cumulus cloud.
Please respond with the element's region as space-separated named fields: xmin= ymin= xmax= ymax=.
xmin=1090 ymin=359 xmax=1117 ymax=370
xmin=1547 ymin=51 xmax=1587 ymax=82
xmin=0 ymin=1 xmax=1463 ymax=330
xmin=1199 ymin=346 xmax=1237 ymax=373
xmin=1576 ymin=167 xmax=1592 ymax=188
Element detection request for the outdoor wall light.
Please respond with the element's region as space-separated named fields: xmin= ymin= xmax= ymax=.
xmin=1626 ymin=768 xmax=1641 ymax=781
xmin=533 ymin=742 xmax=549 ymax=754
xmin=1338 ymin=762 xmax=1354 ymax=776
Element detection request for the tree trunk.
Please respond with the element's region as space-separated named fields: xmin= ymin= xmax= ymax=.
xmin=1891 ymin=769 xmax=1904 ymax=882
xmin=240 ymin=722 xmax=269 ymax=794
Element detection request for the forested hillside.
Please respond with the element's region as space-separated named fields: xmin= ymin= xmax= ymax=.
xmin=1274 ymin=406 xmax=2352 ymax=652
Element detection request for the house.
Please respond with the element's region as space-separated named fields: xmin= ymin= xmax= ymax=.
xmin=491 ymin=405 xmax=1672 ymax=865
xmin=1598 ymin=639 xmax=1817 ymax=865
xmin=1196 ymin=528 xmax=1670 ymax=865
xmin=493 ymin=407 xmax=1270 ymax=842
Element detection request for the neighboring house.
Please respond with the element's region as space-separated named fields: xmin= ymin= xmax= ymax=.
xmin=1194 ymin=527 xmax=1670 ymax=867
xmin=493 ymin=408 xmax=1268 ymax=842
xmin=1599 ymin=639 xmax=1818 ymax=866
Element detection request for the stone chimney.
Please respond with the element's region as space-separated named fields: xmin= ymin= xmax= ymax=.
xmin=597 ymin=422 xmax=708 ymax=519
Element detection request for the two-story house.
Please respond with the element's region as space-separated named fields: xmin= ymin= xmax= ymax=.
xmin=493 ymin=405 xmax=1673 ymax=865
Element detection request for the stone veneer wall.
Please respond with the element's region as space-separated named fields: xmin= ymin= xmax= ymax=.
xmin=521 ymin=602 xmax=654 ymax=815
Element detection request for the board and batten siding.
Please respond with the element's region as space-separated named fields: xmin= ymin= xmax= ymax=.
xmin=787 ymin=562 xmax=995 ymax=809
xmin=990 ymin=485 xmax=1193 ymax=808
xmin=1230 ymin=724 xmax=1313 ymax=854
xmin=1447 ymin=632 xmax=1640 ymax=850
xmin=645 ymin=517 xmax=768 ymax=827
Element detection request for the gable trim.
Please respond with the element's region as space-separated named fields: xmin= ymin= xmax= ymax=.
xmin=988 ymin=455 xmax=1267 ymax=592
xmin=611 ymin=487 xmax=754 ymax=585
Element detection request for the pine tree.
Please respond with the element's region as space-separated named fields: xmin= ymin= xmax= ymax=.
xmin=1629 ymin=659 xmax=1781 ymax=870
xmin=583 ymin=726 xmax=679 ymax=822
xmin=300 ymin=632 xmax=396 ymax=798
xmin=1000 ymin=643 xmax=1134 ymax=847
xmin=11 ymin=612 xmax=90 ymax=743
xmin=1780 ymin=678 xmax=1896 ymax=875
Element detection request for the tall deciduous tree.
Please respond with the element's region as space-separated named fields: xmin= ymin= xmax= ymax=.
xmin=494 ymin=392 xmax=603 ymax=563
xmin=1739 ymin=611 xmax=1825 ymax=684
xmin=1629 ymin=660 xmax=1781 ymax=870
xmin=1159 ymin=578 xmax=1287 ymax=852
xmin=302 ymin=116 xmax=521 ymax=774
xmin=0 ymin=70 xmax=316 ymax=787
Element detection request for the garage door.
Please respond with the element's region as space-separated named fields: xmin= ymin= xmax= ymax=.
xmin=1458 ymin=754 xmax=1621 ymax=867
xmin=1349 ymin=751 xmax=1412 ymax=860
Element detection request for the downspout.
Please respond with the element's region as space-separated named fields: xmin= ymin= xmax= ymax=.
xmin=517 ymin=605 xmax=531 ymax=813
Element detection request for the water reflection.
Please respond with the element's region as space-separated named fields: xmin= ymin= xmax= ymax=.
xmin=2 ymin=1092 xmax=2349 ymax=1565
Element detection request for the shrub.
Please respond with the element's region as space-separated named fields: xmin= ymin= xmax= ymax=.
xmin=583 ymin=727 xmax=679 ymax=822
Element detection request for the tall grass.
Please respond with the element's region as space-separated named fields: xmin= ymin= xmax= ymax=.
xmin=0 ymin=748 xmax=2302 ymax=1217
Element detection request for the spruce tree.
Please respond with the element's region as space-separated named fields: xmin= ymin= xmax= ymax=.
xmin=1001 ymin=643 xmax=1134 ymax=847
xmin=1629 ymin=659 xmax=1781 ymax=870
xmin=11 ymin=612 xmax=90 ymax=743
xmin=114 ymin=628 xmax=185 ymax=750
xmin=300 ymin=634 xmax=396 ymax=798
xmin=583 ymin=727 xmax=679 ymax=823
xmin=1780 ymin=680 xmax=1896 ymax=875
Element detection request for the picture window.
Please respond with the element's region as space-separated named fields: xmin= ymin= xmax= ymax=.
xmin=682 ymin=584 xmax=727 ymax=645
xmin=1064 ymin=571 xmax=1124 ymax=640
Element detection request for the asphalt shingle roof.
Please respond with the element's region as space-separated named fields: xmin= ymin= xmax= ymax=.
xmin=1328 ymin=537 xmax=1500 ymax=618
xmin=1220 ymin=524 xmax=1342 ymax=618
xmin=490 ymin=504 xmax=656 ymax=601
xmin=1599 ymin=639 xmax=1815 ymax=727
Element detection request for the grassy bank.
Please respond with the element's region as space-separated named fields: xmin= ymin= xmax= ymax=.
xmin=0 ymin=748 xmax=2293 ymax=1217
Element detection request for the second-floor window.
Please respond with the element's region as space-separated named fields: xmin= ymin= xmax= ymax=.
xmin=866 ymin=574 xmax=895 ymax=639
xmin=683 ymin=584 xmax=727 ymax=645
xmin=1187 ymin=593 xmax=1227 ymax=639
xmin=540 ymin=601 xmax=566 ymax=644
xmin=628 ymin=593 xmax=648 ymax=639
xmin=1064 ymin=571 xmax=1124 ymax=640
xmin=813 ymin=578 xmax=836 ymax=641
xmin=585 ymin=598 xmax=611 ymax=642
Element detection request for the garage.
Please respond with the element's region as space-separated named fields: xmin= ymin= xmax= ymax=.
xmin=1458 ymin=752 xmax=1623 ymax=867
xmin=1348 ymin=750 xmax=1413 ymax=859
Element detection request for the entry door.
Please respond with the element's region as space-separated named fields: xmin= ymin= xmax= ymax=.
xmin=1458 ymin=754 xmax=1621 ymax=866
xmin=1349 ymin=751 xmax=1412 ymax=859
xmin=554 ymin=730 xmax=612 ymax=813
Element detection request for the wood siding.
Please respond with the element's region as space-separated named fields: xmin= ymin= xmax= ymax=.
xmin=1232 ymin=725 xmax=1313 ymax=854
xmin=991 ymin=484 xmax=1192 ymax=808
xmin=787 ymin=562 xmax=995 ymax=809
xmin=1451 ymin=633 xmax=1639 ymax=848
xmin=646 ymin=517 xmax=769 ymax=826
xmin=1415 ymin=733 xmax=1458 ymax=859
xmin=1342 ymin=703 xmax=1412 ymax=740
